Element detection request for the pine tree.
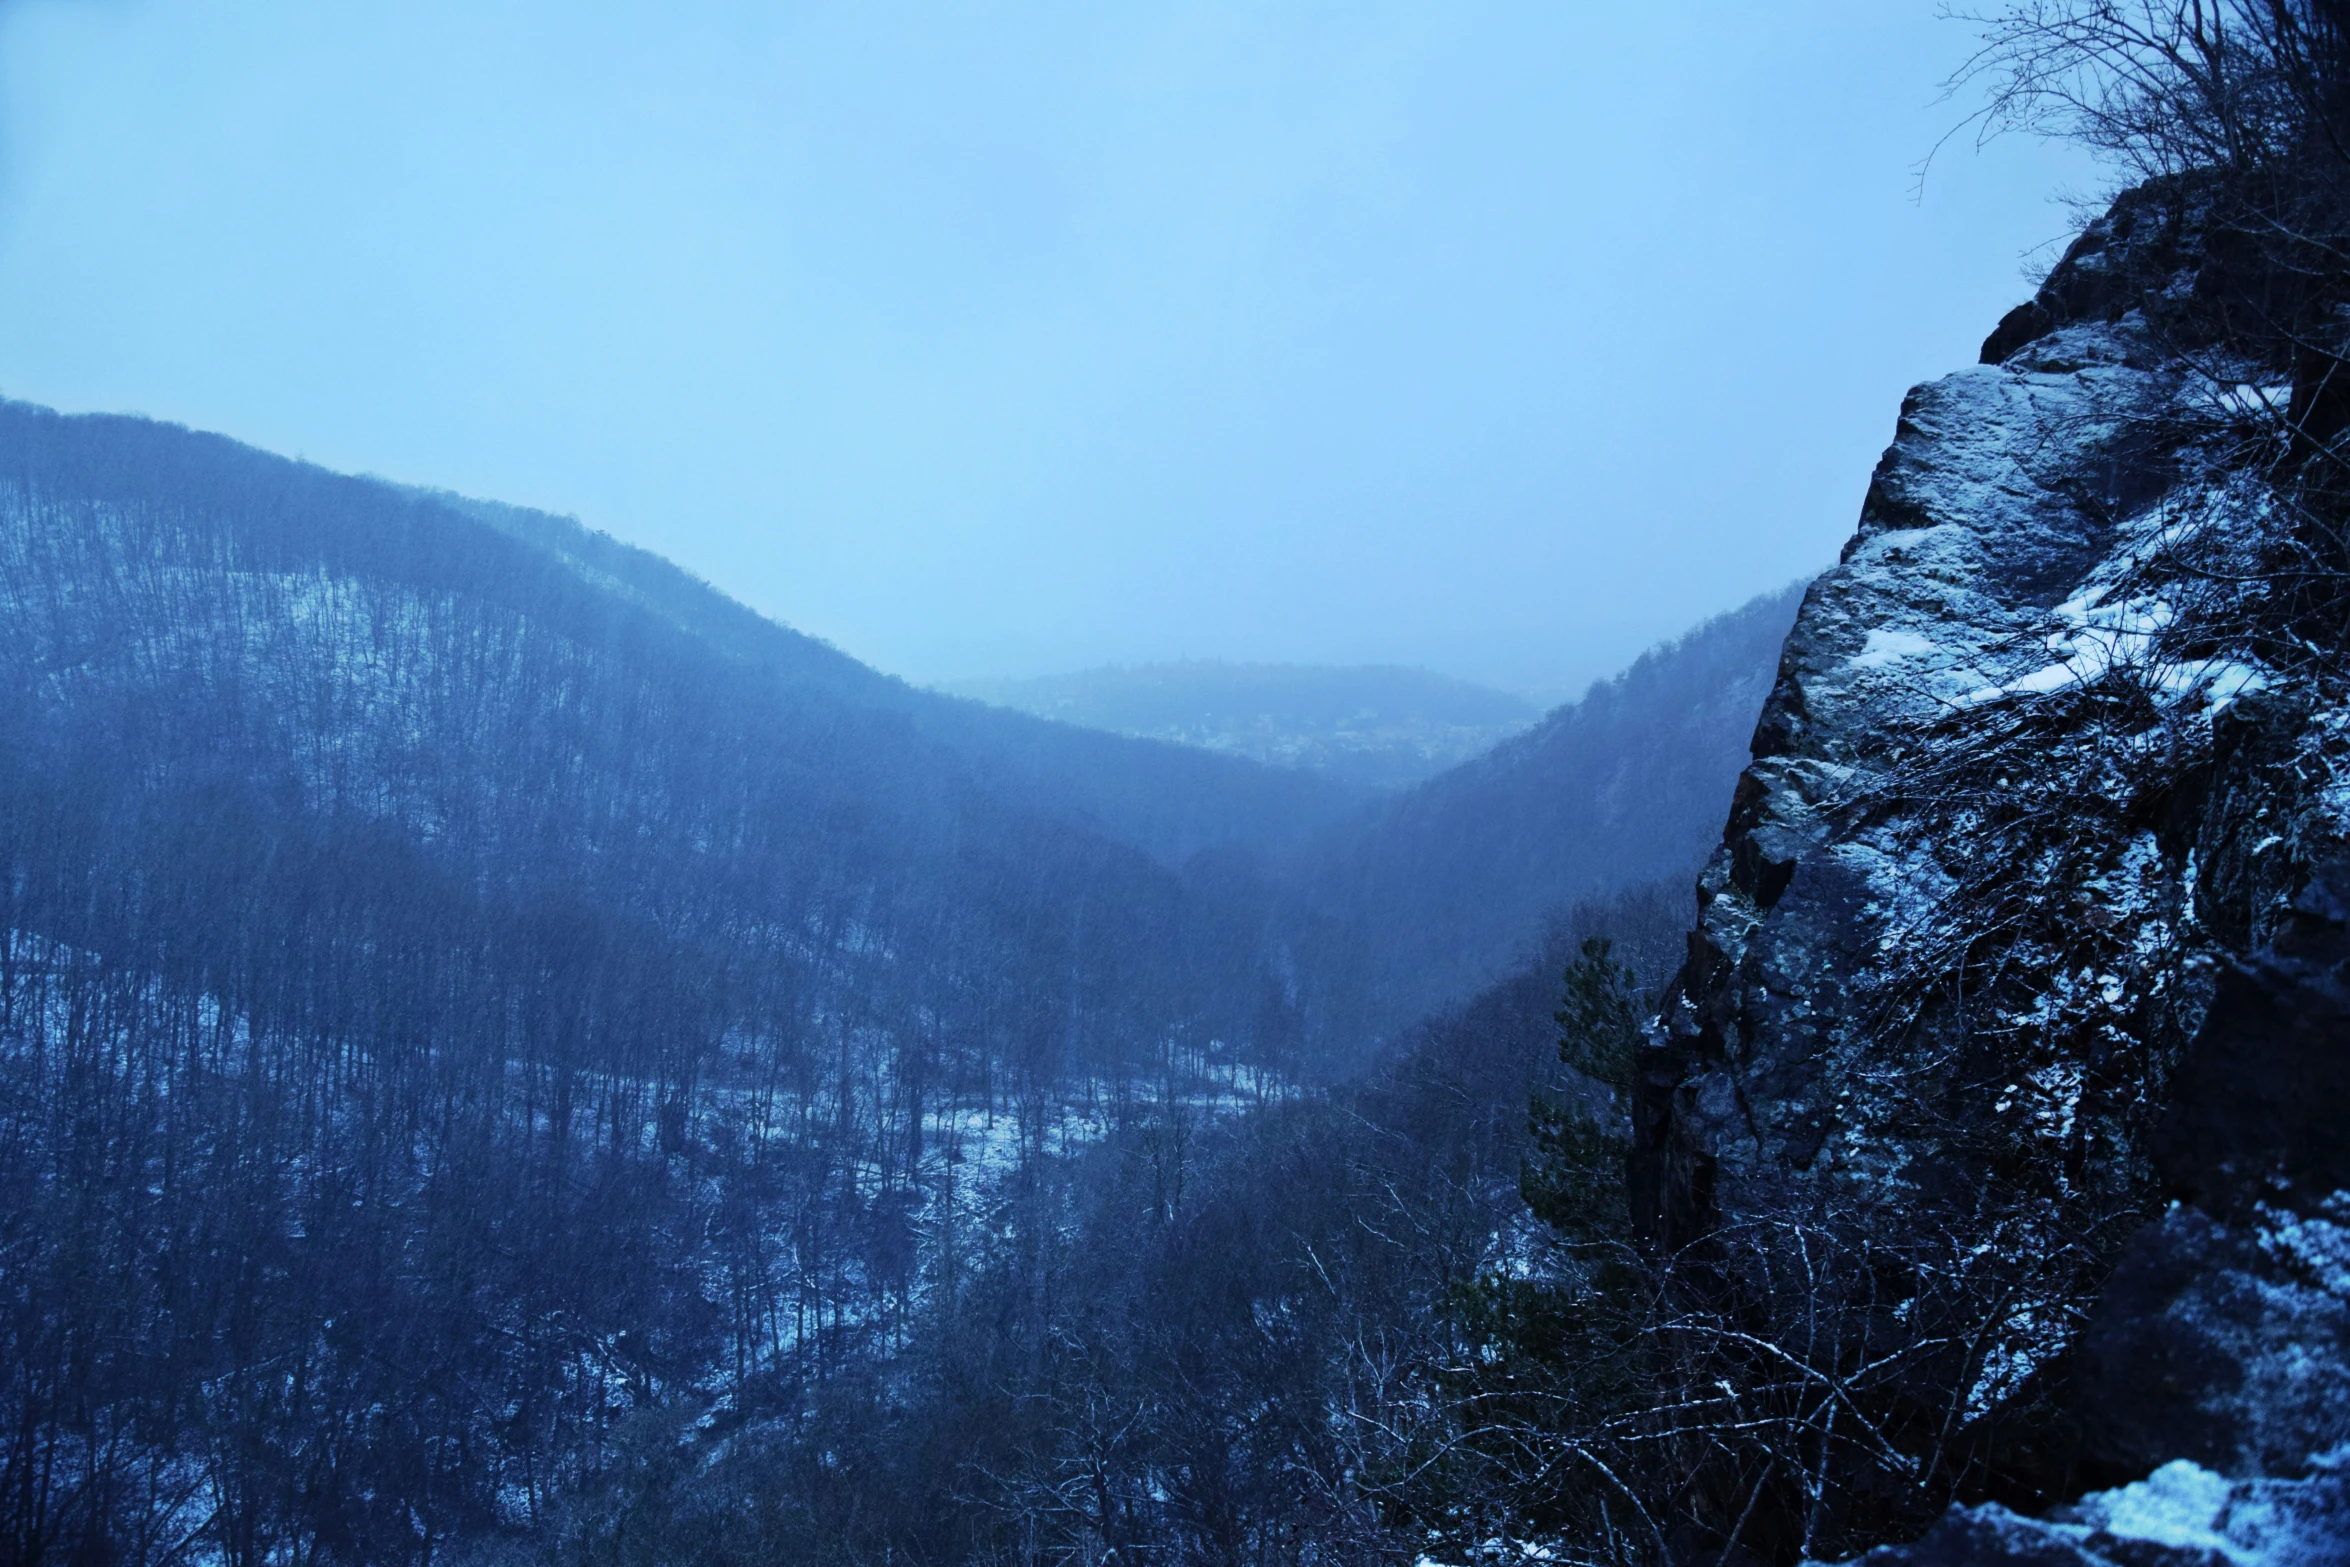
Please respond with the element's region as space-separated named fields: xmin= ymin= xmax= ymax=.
xmin=1520 ymin=937 xmax=1640 ymax=1243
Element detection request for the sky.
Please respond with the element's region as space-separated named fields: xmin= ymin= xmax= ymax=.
xmin=0 ymin=1 xmax=2094 ymax=697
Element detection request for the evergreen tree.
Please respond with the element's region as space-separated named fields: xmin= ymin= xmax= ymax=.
xmin=1520 ymin=937 xmax=1640 ymax=1243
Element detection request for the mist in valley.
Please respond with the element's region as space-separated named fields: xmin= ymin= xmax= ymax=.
xmin=12 ymin=6 xmax=2350 ymax=1567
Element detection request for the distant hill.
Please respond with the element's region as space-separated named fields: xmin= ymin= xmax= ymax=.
xmin=942 ymin=661 xmax=1541 ymax=790
xmin=407 ymin=487 xmax=1357 ymax=867
xmin=1297 ymin=583 xmax=1808 ymax=1034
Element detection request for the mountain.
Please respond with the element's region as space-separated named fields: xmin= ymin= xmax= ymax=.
xmin=408 ymin=487 xmax=1358 ymax=869
xmin=941 ymin=661 xmax=1540 ymax=791
xmin=1298 ymin=583 xmax=1805 ymax=1035
xmin=926 ymin=607 xmax=1809 ymax=1049
xmin=0 ymin=400 xmax=1368 ymax=1066
xmin=0 ymin=400 xmax=1378 ymax=1565
xmin=616 ymin=177 xmax=2350 ymax=1566
xmin=0 ymin=395 xmax=1818 ymax=1566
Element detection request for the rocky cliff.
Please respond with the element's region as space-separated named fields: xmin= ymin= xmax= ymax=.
xmin=1638 ymin=184 xmax=2350 ymax=1559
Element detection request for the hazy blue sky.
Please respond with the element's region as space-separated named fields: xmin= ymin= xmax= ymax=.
xmin=0 ymin=1 xmax=2090 ymax=695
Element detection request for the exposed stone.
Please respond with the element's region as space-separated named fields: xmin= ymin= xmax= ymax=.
xmin=1645 ymin=178 xmax=2350 ymax=1559
xmin=2076 ymin=1202 xmax=2350 ymax=1481
xmin=1636 ymin=319 xmax=2197 ymax=1254
xmin=1832 ymin=1456 xmax=2350 ymax=1567
xmin=2158 ymin=863 xmax=2350 ymax=1209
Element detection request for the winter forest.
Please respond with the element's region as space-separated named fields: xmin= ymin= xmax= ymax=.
xmin=9 ymin=4 xmax=2350 ymax=1566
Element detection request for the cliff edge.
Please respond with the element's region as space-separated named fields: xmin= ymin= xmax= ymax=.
xmin=1638 ymin=184 xmax=2350 ymax=1559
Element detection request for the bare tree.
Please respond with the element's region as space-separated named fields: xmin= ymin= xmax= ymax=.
xmin=1952 ymin=4 xmax=2350 ymax=445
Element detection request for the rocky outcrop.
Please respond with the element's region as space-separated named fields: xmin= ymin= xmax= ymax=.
xmin=1976 ymin=177 xmax=2212 ymax=368
xmin=1639 ymin=184 xmax=2350 ymax=1559
xmin=1848 ymin=1456 xmax=2350 ymax=1567
xmin=1637 ymin=315 xmax=2206 ymax=1253
xmin=2074 ymin=1197 xmax=2350 ymax=1484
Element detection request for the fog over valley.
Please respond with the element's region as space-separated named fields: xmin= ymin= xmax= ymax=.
xmin=10 ymin=5 xmax=2350 ymax=1567
xmin=0 ymin=0 xmax=2088 ymax=693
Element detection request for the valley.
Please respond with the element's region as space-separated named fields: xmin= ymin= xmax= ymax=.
xmin=941 ymin=661 xmax=1541 ymax=792
xmin=14 ymin=8 xmax=2350 ymax=1561
xmin=0 ymin=401 xmax=1783 ymax=1565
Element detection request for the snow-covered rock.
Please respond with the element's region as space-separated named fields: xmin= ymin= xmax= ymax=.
xmin=1638 ymin=178 xmax=2350 ymax=1555
xmin=1835 ymin=1454 xmax=2350 ymax=1566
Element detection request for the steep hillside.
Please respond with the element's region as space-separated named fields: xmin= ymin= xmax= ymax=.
xmin=0 ymin=400 xmax=1364 ymax=1565
xmin=0 ymin=401 xmax=1353 ymax=1052
xmin=1306 ymin=583 xmax=1805 ymax=1034
xmin=503 ymin=874 xmax=1706 ymax=1567
xmin=943 ymin=660 xmax=1539 ymax=791
xmin=411 ymin=488 xmax=1357 ymax=868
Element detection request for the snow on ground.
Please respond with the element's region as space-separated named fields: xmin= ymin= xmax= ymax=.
xmin=1835 ymin=1449 xmax=2350 ymax=1565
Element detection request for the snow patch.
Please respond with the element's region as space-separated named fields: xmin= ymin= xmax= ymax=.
xmin=2072 ymin=1460 xmax=2241 ymax=1557
xmin=1955 ymin=581 xmax=2268 ymax=711
xmin=1851 ymin=628 xmax=1943 ymax=670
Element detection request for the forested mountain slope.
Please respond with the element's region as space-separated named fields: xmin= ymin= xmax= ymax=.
xmin=0 ymin=399 xmax=1347 ymax=1055
xmin=1302 ymin=583 xmax=1805 ymax=1034
xmin=523 ymin=875 xmax=1703 ymax=1566
xmin=0 ymin=399 xmax=1362 ymax=1564
xmin=408 ymin=488 xmax=1357 ymax=869
xmin=0 ymin=395 xmax=1812 ymax=1566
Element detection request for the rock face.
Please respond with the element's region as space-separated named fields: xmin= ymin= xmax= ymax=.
xmin=1850 ymin=1456 xmax=2350 ymax=1567
xmin=2155 ymin=861 xmax=2350 ymax=1210
xmin=2075 ymin=1199 xmax=2350 ymax=1483
xmin=1638 ymin=182 xmax=2350 ymax=1557
xmin=1637 ymin=314 xmax=2205 ymax=1252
